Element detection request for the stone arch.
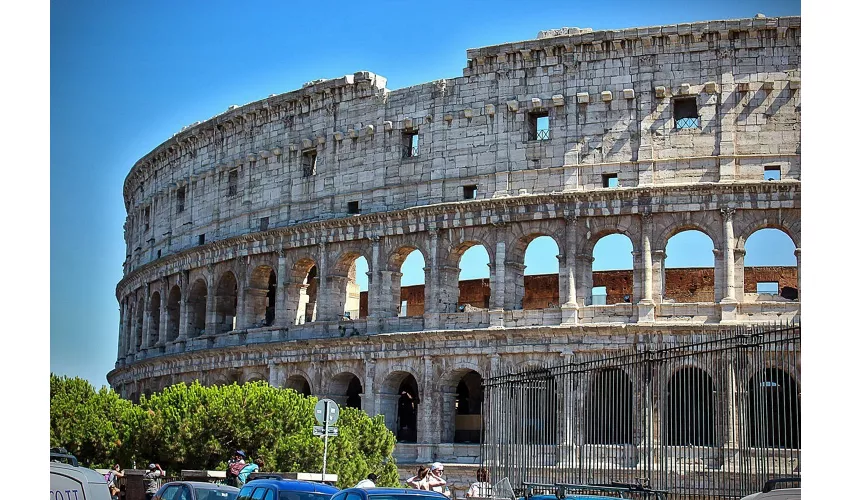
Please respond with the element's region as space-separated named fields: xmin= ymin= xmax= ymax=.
xmin=213 ymin=270 xmax=238 ymax=334
xmin=664 ymin=366 xmax=717 ymax=446
xmin=186 ymin=278 xmax=207 ymax=338
xmin=746 ymin=368 xmax=800 ymax=449
xmin=330 ymin=248 xmax=370 ymax=320
xmin=661 ymin=228 xmax=718 ymax=303
xmin=735 ymin=210 xmax=801 ymax=250
xmin=741 ymin=227 xmax=799 ymax=301
xmin=578 ymin=217 xmax=641 ymax=257
xmin=284 ymin=374 xmax=312 ymax=396
xmin=584 ymin=367 xmax=633 ymax=444
xmin=243 ymin=370 xmax=268 ymax=383
xmin=291 ymin=257 xmax=319 ymax=325
xmin=387 ymin=244 xmax=427 ymax=317
xmin=149 ymin=290 xmax=161 ymax=347
xmin=439 ymin=367 xmax=484 ymax=444
xmin=328 ymin=371 xmax=363 ymax=409
xmin=446 ymin=238 xmax=494 ymax=314
xmin=509 ymin=231 xmax=562 ymax=310
xmin=380 ymin=370 xmax=420 ymax=443
xmin=653 ymin=214 xmax=722 ymax=252
xmin=246 ymin=264 xmax=276 ymax=327
xmin=588 ymin=230 xmax=636 ymax=306
xmin=166 ymin=285 xmax=181 ymax=342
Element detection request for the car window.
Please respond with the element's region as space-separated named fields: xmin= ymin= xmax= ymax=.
xmin=263 ymin=489 xmax=276 ymax=500
xmin=251 ymin=487 xmax=268 ymax=500
xmin=160 ymin=485 xmax=182 ymax=500
xmin=197 ymin=489 xmax=239 ymax=500
xmin=177 ymin=486 xmax=193 ymax=500
xmin=237 ymin=487 xmax=255 ymax=500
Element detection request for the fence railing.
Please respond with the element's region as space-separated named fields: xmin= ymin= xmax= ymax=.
xmin=481 ymin=322 xmax=801 ymax=500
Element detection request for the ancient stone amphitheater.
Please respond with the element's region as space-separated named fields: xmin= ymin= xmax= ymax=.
xmin=109 ymin=15 xmax=800 ymax=475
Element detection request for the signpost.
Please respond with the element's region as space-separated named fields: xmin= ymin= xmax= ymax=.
xmin=314 ymin=398 xmax=340 ymax=482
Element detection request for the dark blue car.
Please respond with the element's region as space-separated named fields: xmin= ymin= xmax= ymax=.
xmin=237 ymin=479 xmax=339 ymax=500
xmin=331 ymin=488 xmax=448 ymax=500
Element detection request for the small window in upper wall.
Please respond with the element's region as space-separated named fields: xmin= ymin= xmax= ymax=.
xmin=227 ymin=169 xmax=238 ymax=196
xmin=302 ymin=150 xmax=317 ymax=176
xmin=143 ymin=206 xmax=151 ymax=231
xmin=176 ymin=187 xmax=186 ymax=213
xmin=764 ymin=166 xmax=781 ymax=181
xmin=602 ymin=173 xmax=619 ymax=188
xmin=198 ymin=233 xmax=205 ymax=246
xmin=463 ymin=185 xmax=478 ymax=200
xmin=590 ymin=286 xmax=607 ymax=305
xmin=674 ymin=98 xmax=700 ymax=129
xmin=402 ymin=131 xmax=419 ymax=158
xmin=756 ymin=282 xmax=779 ymax=295
xmin=156 ymin=249 xmax=162 ymax=259
xmin=347 ymin=201 xmax=360 ymax=214
xmin=259 ymin=217 xmax=269 ymax=231
xmin=529 ymin=112 xmax=550 ymax=141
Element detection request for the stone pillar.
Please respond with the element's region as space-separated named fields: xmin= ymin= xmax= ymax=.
xmin=236 ymin=271 xmax=249 ymax=330
xmin=438 ymin=265 xmax=461 ymax=313
xmin=503 ymin=261 xmax=526 ymax=310
xmin=377 ymin=393 xmax=402 ymax=434
xmin=320 ymin=274 xmax=349 ymax=322
xmin=575 ymin=253 xmax=593 ymax=306
xmin=794 ymin=247 xmax=801 ymax=301
xmin=424 ymin=229 xmax=441 ymax=329
xmin=489 ymin=240 xmax=507 ymax=328
xmin=442 ymin=392 xmax=459 ymax=443
xmin=720 ymin=208 xmax=738 ymax=322
xmin=419 ymin=356 xmax=436 ymax=445
xmin=316 ymin=242 xmax=328 ymax=320
xmin=117 ymin=300 xmax=126 ymax=362
xmin=274 ymin=250 xmax=288 ymax=327
xmin=724 ymin=360 xmax=740 ymax=450
xmin=713 ymin=248 xmax=724 ymax=303
xmin=204 ymin=270 xmax=216 ymax=335
xmin=561 ymin=215 xmax=579 ymax=324
xmin=637 ymin=214 xmax=655 ymax=323
xmin=362 ymin=358 xmax=377 ymax=416
xmin=157 ymin=289 xmax=168 ymax=346
xmin=267 ymin=362 xmax=282 ymax=388
xmin=367 ymin=237 xmax=382 ymax=319
xmin=379 ymin=270 xmax=402 ymax=317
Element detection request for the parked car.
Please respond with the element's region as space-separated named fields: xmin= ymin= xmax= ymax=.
xmin=740 ymin=478 xmax=801 ymax=500
xmin=330 ymin=488 xmax=448 ymax=500
xmin=152 ymin=481 xmax=240 ymax=500
xmin=51 ymin=449 xmax=112 ymax=500
xmin=520 ymin=482 xmax=667 ymax=500
xmin=238 ymin=478 xmax=339 ymax=500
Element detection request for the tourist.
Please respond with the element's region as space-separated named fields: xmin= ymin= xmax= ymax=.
xmin=143 ymin=463 xmax=164 ymax=500
xmin=237 ymin=457 xmax=265 ymax=487
xmin=354 ymin=473 xmax=378 ymax=488
xmin=406 ymin=466 xmax=430 ymax=490
xmin=425 ymin=462 xmax=449 ymax=497
xmin=226 ymin=450 xmax=247 ymax=486
xmin=466 ymin=468 xmax=491 ymax=499
xmin=105 ymin=464 xmax=124 ymax=500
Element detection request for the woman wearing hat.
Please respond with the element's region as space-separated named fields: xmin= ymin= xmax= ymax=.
xmin=425 ymin=462 xmax=449 ymax=497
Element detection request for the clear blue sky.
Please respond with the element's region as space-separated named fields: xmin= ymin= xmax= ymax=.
xmin=50 ymin=0 xmax=801 ymax=389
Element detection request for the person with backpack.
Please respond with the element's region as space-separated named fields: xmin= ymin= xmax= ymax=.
xmin=225 ymin=450 xmax=247 ymax=486
xmin=236 ymin=457 xmax=265 ymax=487
xmin=104 ymin=464 xmax=124 ymax=500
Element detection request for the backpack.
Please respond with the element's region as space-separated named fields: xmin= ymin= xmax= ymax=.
xmin=228 ymin=462 xmax=246 ymax=478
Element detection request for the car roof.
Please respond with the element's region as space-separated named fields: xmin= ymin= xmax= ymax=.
xmin=339 ymin=488 xmax=448 ymax=497
xmin=246 ymin=479 xmax=339 ymax=494
xmin=50 ymin=462 xmax=109 ymax=484
xmin=167 ymin=481 xmax=239 ymax=491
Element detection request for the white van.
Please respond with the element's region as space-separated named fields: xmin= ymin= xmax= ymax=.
xmin=51 ymin=461 xmax=112 ymax=500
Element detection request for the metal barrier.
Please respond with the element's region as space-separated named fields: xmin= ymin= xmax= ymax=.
xmin=481 ymin=323 xmax=801 ymax=499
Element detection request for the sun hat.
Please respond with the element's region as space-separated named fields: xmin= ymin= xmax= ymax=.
xmin=236 ymin=450 xmax=246 ymax=458
xmin=431 ymin=462 xmax=444 ymax=471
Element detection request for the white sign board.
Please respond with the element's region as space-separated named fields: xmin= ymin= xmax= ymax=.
xmin=313 ymin=425 xmax=339 ymax=436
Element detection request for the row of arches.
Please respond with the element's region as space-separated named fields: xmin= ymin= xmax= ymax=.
xmin=120 ymin=222 xmax=799 ymax=354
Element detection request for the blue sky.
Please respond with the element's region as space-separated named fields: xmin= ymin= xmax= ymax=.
xmin=50 ymin=0 xmax=801 ymax=389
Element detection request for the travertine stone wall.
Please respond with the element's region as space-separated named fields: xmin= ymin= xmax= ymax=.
xmin=110 ymin=16 xmax=801 ymax=467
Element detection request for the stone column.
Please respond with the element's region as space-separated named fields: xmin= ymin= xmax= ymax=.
xmin=419 ymin=356 xmax=436 ymax=444
xmin=713 ymin=248 xmax=724 ymax=303
xmin=795 ymin=247 xmax=801 ymax=301
xmin=267 ymin=362 xmax=282 ymax=388
xmin=561 ymin=215 xmax=579 ymax=324
xmin=117 ymin=300 xmax=126 ymax=362
xmin=442 ymin=392 xmax=459 ymax=443
xmin=273 ymin=250 xmax=287 ymax=327
xmin=637 ymin=213 xmax=655 ymax=323
xmin=158 ymin=288 xmax=168 ymax=346
xmin=362 ymin=358 xmax=377 ymax=416
xmin=489 ymin=240 xmax=506 ymax=328
xmin=424 ymin=229 xmax=441 ymax=329
xmin=177 ymin=273 xmax=189 ymax=341
xmin=320 ymin=274 xmax=349 ymax=322
xmin=504 ymin=261 xmax=526 ymax=310
xmin=141 ymin=285 xmax=151 ymax=350
xmin=367 ymin=236 xmax=382 ymax=319
xmin=316 ymin=242 xmax=327 ymax=320
xmin=204 ymin=269 xmax=216 ymax=335
xmin=235 ymin=269 xmax=249 ymax=330
xmin=720 ymin=208 xmax=738 ymax=322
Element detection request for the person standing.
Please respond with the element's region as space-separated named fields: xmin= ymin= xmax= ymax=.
xmin=354 ymin=473 xmax=378 ymax=488
xmin=105 ymin=464 xmax=124 ymax=500
xmin=406 ymin=466 xmax=430 ymax=490
xmin=226 ymin=450 xmax=247 ymax=487
xmin=466 ymin=468 xmax=491 ymax=499
xmin=143 ymin=463 xmax=164 ymax=500
xmin=425 ymin=462 xmax=449 ymax=497
xmin=237 ymin=457 xmax=265 ymax=487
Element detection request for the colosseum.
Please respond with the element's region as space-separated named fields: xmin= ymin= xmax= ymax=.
xmin=109 ymin=14 xmax=800 ymax=485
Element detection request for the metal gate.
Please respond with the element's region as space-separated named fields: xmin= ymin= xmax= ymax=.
xmin=481 ymin=323 xmax=801 ymax=499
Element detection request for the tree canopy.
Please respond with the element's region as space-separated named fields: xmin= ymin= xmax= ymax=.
xmin=50 ymin=375 xmax=399 ymax=487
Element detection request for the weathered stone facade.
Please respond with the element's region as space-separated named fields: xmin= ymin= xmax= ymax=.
xmin=109 ymin=16 xmax=801 ymax=467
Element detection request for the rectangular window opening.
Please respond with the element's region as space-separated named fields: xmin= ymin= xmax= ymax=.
xmin=143 ymin=207 xmax=150 ymax=232
xmin=176 ymin=187 xmax=186 ymax=213
xmin=227 ymin=169 xmax=238 ymax=196
xmin=463 ymin=185 xmax=478 ymax=200
xmin=198 ymin=233 xmax=205 ymax=246
xmin=764 ymin=165 xmax=781 ymax=181
xmin=399 ymin=300 xmax=408 ymax=317
xmin=674 ymin=97 xmax=700 ymax=129
xmin=756 ymin=281 xmax=780 ymax=295
xmin=529 ymin=112 xmax=550 ymax=141
xmin=602 ymin=173 xmax=619 ymax=188
xmin=302 ymin=150 xmax=317 ymax=176
xmin=259 ymin=217 xmax=269 ymax=232
xmin=347 ymin=201 xmax=360 ymax=215
xmin=402 ymin=132 xmax=419 ymax=158
xmin=156 ymin=249 xmax=162 ymax=259
xmin=590 ymin=286 xmax=608 ymax=305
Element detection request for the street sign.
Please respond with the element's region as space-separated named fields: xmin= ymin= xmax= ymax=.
xmin=313 ymin=425 xmax=339 ymax=437
xmin=314 ymin=398 xmax=340 ymax=425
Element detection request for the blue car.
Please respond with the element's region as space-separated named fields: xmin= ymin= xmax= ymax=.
xmin=331 ymin=488 xmax=448 ymax=500
xmin=237 ymin=479 xmax=339 ymax=500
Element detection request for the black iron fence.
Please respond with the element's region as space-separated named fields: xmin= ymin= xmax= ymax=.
xmin=481 ymin=323 xmax=801 ymax=500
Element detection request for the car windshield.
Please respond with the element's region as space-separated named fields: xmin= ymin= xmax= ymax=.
xmin=279 ymin=493 xmax=333 ymax=500
xmin=196 ymin=490 xmax=238 ymax=500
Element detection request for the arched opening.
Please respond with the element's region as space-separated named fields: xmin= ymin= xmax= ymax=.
xmin=149 ymin=291 xmax=161 ymax=347
xmin=521 ymin=235 xmax=560 ymax=309
xmin=457 ymin=244 xmax=491 ymax=312
xmin=665 ymin=367 xmax=716 ymax=446
xmin=393 ymin=248 xmax=425 ymax=317
xmin=585 ymin=368 xmax=633 ymax=444
xmin=748 ymin=368 xmax=800 ymax=448
xmin=663 ymin=230 xmax=716 ymax=303
xmin=744 ymin=229 xmax=798 ymax=301
xmin=134 ymin=298 xmax=144 ymax=351
xmin=186 ymin=279 xmax=207 ymax=337
xmin=284 ymin=375 xmax=311 ymax=396
xmin=350 ymin=256 xmax=369 ymax=319
xmin=295 ymin=260 xmax=319 ymax=324
xmin=397 ymin=374 xmax=419 ymax=443
xmin=454 ymin=371 xmax=483 ymax=443
xmin=329 ymin=372 xmax=363 ymax=410
xmin=511 ymin=366 xmax=558 ymax=445
xmin=591 ymin=234 xmax=634 ymax=305
xmin=247 ymin=265 xmax=276 ymax=327
xmin=166 ymin=285 xmax=181 ymax=342
xmin=214 ymin=271 xmax=238 ymax=333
